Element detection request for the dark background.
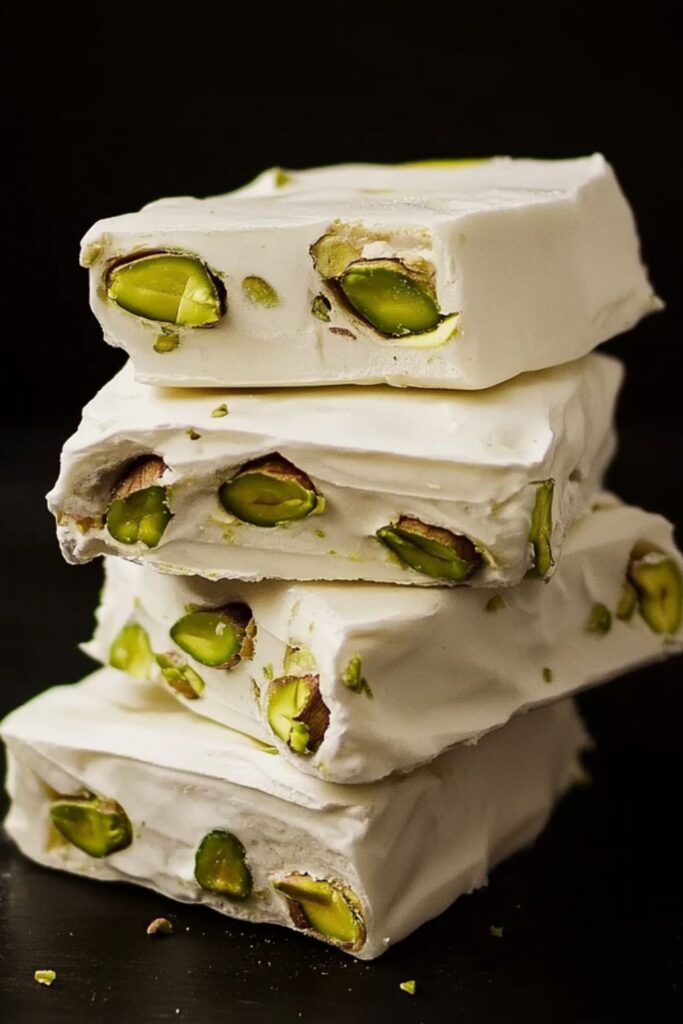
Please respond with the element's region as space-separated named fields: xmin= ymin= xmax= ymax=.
xmin=1 ymin=7 xmax=681 ymax=1022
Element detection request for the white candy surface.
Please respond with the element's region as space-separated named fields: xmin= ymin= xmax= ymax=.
xmin=49 ymin=354 xmax=621 ymax=587
xmin=84 ymin=500 xmax=683 ymax=783
xmin=81 ymin=156 xmax=659 ymax=390
xmin=1 ymin=670 xmax=587 ymax=958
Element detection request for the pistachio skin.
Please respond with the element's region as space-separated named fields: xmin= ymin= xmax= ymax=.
xmin=106 ymin=252 xmax=224 ymax=327
xmin=528 ymin=479 xmax=555 ymax=578
xmin=49 ymin=795 xmax=133 ymax=858
xmin=194 ymin=830 xmax=252 ymax=900
xmin=376 ymin=515 xmax=482 ymax=583
xmin=170 ymin=604 xmax=253 ymax=669
xmin=272 ymin=874 xmax=366 ymax=949
xmin=339 ymin=259 xmax=442 ymax=337
xmin=219 ymin=455 xmax=324 ymax=528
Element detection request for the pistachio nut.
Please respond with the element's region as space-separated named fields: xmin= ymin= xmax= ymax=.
xmin=542 ymin=667 xmax=553 ymax=683
xmin=34 ymin=970 xmax=57 ymax=986
xmin=194 ymin=829 xmax=252 ymax=900
xmin=106 ymin=252 xmax=224 ymax=326
xmin=266 ymin=674 xmax=329 ymax=755
xmin=616 ymin=580 xmax=638 ymax=622
xmin=310 ymin=232 xmax=363 ymax=279
xmin=106 ymin=456 xmax=171 ymax=548
xmin=627 ymin=547 xmax=682 ymax=635
xmin=49 ymin=794 xmax=132 ymax=858
xmin=156 ymin=652 xmax=205 ymax=698
xmin=153 ymin=333 xmax=179 ymax=353
xmin=170 ymin=604 xmax=254 ymax=669
xmin=211 ymin=403 xmax=229 ymax=418
xmin=485 ymin=594 xmax=506 ymax=613
xmin=399 ymin=980 xmax=417 ymax=995
xmin=311 ymin=294 xmax=332 ymax=322
xmin=341 ymin=655 xmax=372 ymax=697
xmin=219 ymin=454 xmax=324 ymax=527
xmin=527 ymin=479 xmax=555 ymax=578
xmin=586 ymin=603 xmax=612 ymax=635
xmin=272 ymin=874 xmax=366 ymax=950
xmin=242 ymin=276 xmax=279 ymax=307
xmin=109 ymin=622 xmax=153 ymax=680
xmin=376 ymin=515 xmax=483 ymax=583
xmin=146 ymin=917 xmax=173 ymax=936
xmin=283 ymin=643 xmax=317 ymax=674
xmin=338 ymin=259 xmax=442 ymax=337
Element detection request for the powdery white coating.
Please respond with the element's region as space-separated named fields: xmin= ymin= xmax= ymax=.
xmin=1 ymin=670 xmax=587 ymax=959
xmin=80 ymin=156 xmax=659 ymax=391
xmin=84 ymin=500 xmax=683 ymax=783
xmin=48 ymin=354 xmax=621 ymax=587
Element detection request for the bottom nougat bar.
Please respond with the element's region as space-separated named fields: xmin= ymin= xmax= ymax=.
xmin=2 ymin=669 xmax=587 ymax=958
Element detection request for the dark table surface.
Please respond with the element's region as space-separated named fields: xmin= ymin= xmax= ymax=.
xmin=1 ymin=380 xmax=682 ymax=1023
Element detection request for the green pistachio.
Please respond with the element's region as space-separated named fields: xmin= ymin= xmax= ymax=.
xmin=616 ymin=580 xmax=638 ymax=621
xmin=376 ymin=515 xmax=482 ymax=583
xmin=106 ymin=252 xmax=224 ymax=326
xmin=194 ymin=830 xmax=252 ymax=900
xmin=106 ymin=456 xmax=171 ymax=548
xmin=627 ymin=548 xmax=682 ymax=635
xmin=242 ymin=276 xmax=279 ymax=307
xmin=146 ymin=917 xmax=173 ymax=936
xmin=542 ymin=667 xmax=553 ymax=683
xmin=219 ymin=454 xmax=324 ymax=527
xmin=156 ymin=653 xmax=205 ymax=698
xmin=272 ymin=874 xmax=366 ymax=949
xmin=34 ymin=969 xmax=57 ymax=986
xmin=400 ymin=980 xmax=417 ymax=995
xmin=170 ymin=604 xmax=254 ymax=669
xmin=211 ymin=403 xmax=229 ymax=418
xmin=527 ymin=480 xmax=555 ymax=578
xmin=338 ymin=259 xmax=442 ymax=337
xmin=586 ymin=603 xmax=612 ymax=635
xmin=274 ymin=168 xmax=292 ymax=187
xmin=153 ymin=333 xmax=179 ymax=353
xmin=341 ymin=655 xmax=372 ymax=697
xmin=80 ymin=241 xmax=103 ymax=267
xmin=266 ymin=675 xmax=329 ymax=755
xmin=49 ymin=795 xmax=132 ymax=858
xmin=485 ymin=594 xmax=506 ymax=613
xmin=311 ymin=294 xmax=332 ymax=322
xmin=283 ymin=644 xmax=317 ymax=674
xmin=109 ymin=623 xmax=153 ymax=680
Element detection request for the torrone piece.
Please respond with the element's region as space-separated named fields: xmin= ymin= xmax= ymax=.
xmin=84 ymin=500 xmax=683 ymax=783
xmin=1 ymin=669 xmax=587 ymax=959
xmin=79 ymin=156 xmax=659 ymax=391
xmin=48 ymin=354 xmax=621 ymax=588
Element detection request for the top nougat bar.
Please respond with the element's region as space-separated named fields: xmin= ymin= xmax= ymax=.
xmin=81 ymin=156 xmax=659 ymax=390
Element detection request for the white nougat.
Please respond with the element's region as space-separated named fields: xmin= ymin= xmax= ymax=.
xmin=80 ymin=156 xmax=659 ymax=390
xmin=1 ymin=670 xmax=587 ymax=959
xmin=84 ymin=500 xmax=683 ymax=783
xmin=49 ymin=353 xmax=621 ymax=588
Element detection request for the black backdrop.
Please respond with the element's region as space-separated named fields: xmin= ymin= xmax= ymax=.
xmin=2 ymin=7 xmax=681 ymax=1023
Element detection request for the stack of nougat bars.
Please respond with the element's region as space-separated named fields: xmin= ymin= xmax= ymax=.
xmin=3 ymin=156 xmax=681 ymax=960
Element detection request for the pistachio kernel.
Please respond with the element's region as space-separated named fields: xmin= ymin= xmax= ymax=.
xmin=274 ymin=168 xmax=292 ymax=187
xmin=542 ymin=667 xmax=553 ymax=683
xmin=272 ymin=874 xmax=366 ymax=950
xmin=310 ymin=232 xmax=363 ymax=279
xmin=242 ymin=276 xmax=279 ymax=308
xmin=194 ymin=830 xmax=252 ymax=900
xmin=186 ymin=428 xmax=201 ymax=441
xmin=170 ymin=604 xmax=254 ymax=669
xmin=400 ymin=980 xmax=417 ymax=995
xmin=527 ymin=480 xmax=555 ymax=578
xmin=586 ymin=603 xmax=612 ymax=635
xmin=146 ymin=917 xmax=173 ymax=936
xmin=283 ymin=643 xmax=317 ymax=674
xmin=49 ymin=794 xmax=133 ymax=858
xmin=153 ymin=333 xmax=179 ymax=353
xmin=106 ymin=252 xmax=225 ymax=327
xmin=211 ymin=403 xmax=229 ymax=418
xmin=106 ymin=456 xmax=172 ymax=548
xmin=616 ymin=579 xmax=638 ymax=621
xmin=311 ymin=294 xmax=332 ymax=322
xmin=485 ymin=594 xmax=506 ymax=613
xmin=627 ymin=549 xmax=682 ymax=635
xmin=219 ymin=454 xmax=325 ymax=527
xmin=34 ymin=970 xmax=57 ymax=986
xmin=338 ymin=258 xmax=442 ymax=337
xmin=80 ymin=241 xmax=103 ymax=267
xmin=109 ymin=622 xmax=153 ymax=680
xmin=156 ymin=653 xmax=205 ymax=699
xmin=489 ymin=925 xmax=504 ymax=939
xmin=341 ymin=655 xmax=372 ymax=698
xmin=376 ymin=515 xmax=483 ymax=583
xmin=266 ymin=674 xmax=329 ymax=755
